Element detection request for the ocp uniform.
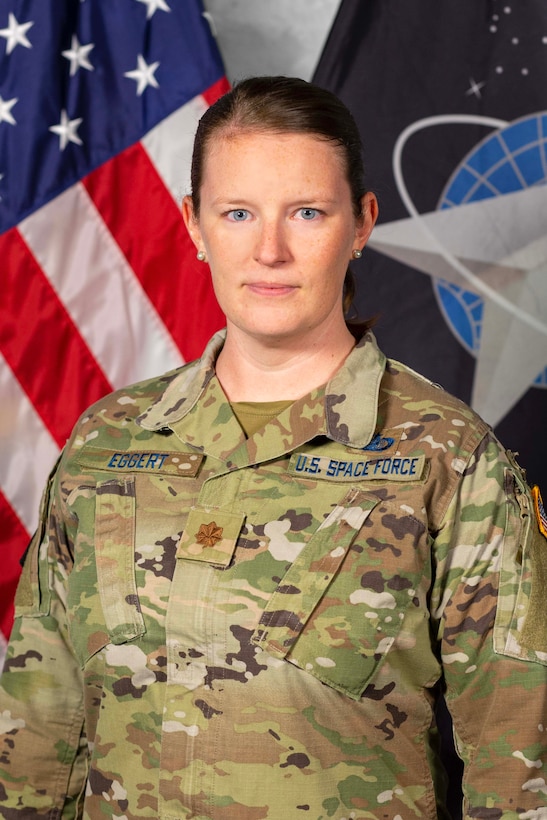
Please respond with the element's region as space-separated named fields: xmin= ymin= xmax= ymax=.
xmin=2 ymin=330 xmax=547 ymax=820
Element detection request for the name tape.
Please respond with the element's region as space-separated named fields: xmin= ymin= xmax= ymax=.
xmin=76 ymin=448 xmax=204 ymax=476
xmin=289 ymin=453 xmax=426 ymax=482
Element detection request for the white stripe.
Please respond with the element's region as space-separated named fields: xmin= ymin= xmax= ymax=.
xmin=141 ymin=95 xmax=208 ymax=205
xmin=0 ymin=352 xmax=59 ymax=534
xmin=19 ymin=184 xmax=184 ymax=389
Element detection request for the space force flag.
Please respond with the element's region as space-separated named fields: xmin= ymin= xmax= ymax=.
xmin=314 ymin=0 xmax=547 ymax=488
xmin=0 ymin=0 xmax=228 ymax=646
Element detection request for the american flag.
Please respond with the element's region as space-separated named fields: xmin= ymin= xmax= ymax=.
xmin=0 ymin=0 xmax=228 ymax=651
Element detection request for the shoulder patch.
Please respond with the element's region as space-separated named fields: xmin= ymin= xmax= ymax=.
xmin=495 ymin=470 xmax=547 ymax=663
xmin=532 ymin=485 xmax=547 ymax=538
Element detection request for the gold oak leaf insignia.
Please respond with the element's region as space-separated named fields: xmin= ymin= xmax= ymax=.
xmin=195 ymin=521 xmax=223 ymax=548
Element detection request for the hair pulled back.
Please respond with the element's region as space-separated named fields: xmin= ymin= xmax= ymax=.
xmin=190 ymin=76 xmax=372 ymax=326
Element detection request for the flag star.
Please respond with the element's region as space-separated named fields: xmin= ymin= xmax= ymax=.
xmin=124 ymin=54 xmax=160 ymax=95
xmin=0 ymin=13 xmax=33 ymax=55
xmin=62 ymin=34 xmax=95 ymax=76
xmin=466 ymin=77 xmax=486 ymax=98
xmin=135 ymin=0 xmax=171 ymax=19
xmin=0 ymin=96 xmax=18 ymax=125
xmin=49 ymin=109 xmax=83 ymax=150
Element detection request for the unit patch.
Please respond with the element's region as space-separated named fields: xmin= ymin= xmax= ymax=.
xmin=289 ymin=453 xmax=426 ymax=482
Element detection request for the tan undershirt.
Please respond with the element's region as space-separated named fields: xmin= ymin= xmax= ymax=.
xmin=231 ymin=399 xmax=294 ymax=438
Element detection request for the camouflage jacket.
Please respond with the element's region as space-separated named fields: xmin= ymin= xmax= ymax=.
xmin=1 ymin=330 xmax=547 ymax=820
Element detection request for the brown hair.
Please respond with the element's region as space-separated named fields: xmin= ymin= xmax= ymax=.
xmin=190 ymin=76 xmax=374 ymax=332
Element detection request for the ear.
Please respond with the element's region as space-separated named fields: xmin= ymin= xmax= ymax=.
xmin=182 ymin=195 xmax=203 ymax=251
xmin=355 ymin=191 xmax=378 ymax=249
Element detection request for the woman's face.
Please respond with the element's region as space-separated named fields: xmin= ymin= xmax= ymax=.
xmin=183 ymin=130 xmax=377 ymax=348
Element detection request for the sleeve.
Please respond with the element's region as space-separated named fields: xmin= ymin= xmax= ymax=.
xmin=0 ymin=459 xmax=88 ymax=819
xmin=431 ymin=431 xmax=547 ymax=819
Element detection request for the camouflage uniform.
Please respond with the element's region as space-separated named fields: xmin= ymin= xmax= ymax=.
xmin=1 ymin=330 xmax=546 ymax=820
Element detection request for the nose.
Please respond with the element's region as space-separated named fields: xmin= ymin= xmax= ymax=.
xmin=253 ymin=218 xmax=290 ymax=266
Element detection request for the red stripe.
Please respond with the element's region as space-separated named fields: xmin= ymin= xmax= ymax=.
xmin=83 ymin=144 xmax=225 ymax=363
xmin=202 ymin=75 xmax=230 ymax=106
xmin=0 ymin=229 xmax=113 ymax=447
xmin=0 ymin=491 xmax=31 ymax=640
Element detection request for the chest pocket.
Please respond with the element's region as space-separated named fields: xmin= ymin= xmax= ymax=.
xmin=252 ymin=488 xmax=431 ymax=700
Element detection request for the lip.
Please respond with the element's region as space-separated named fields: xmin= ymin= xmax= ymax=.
xmin=245 ymin=282 xmax=298 ymax=296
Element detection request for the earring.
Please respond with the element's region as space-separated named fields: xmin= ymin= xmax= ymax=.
xmin=196 ymin=250 xmax=207 ymax=262
xmin=352 ymin=249 xmax=362 ymax=259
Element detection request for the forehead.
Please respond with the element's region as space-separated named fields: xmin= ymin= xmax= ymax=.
xmin=201 ymin=130 xmax=347 ymax=186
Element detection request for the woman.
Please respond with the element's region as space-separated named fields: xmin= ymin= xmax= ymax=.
xmin=1 ymin=76 xmax=546 ymax=820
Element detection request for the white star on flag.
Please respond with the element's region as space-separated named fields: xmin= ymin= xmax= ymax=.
xmin=124 ymin=54 xmax=160 ymax=95
xmin=0 ymin=96 xmax=18 ymax=126
xmin=49 ymin=109 xmax=83 ymax=150
xmin=62 ymin=35 xmax=95 ymax=76
xmin=136 ymin=0 xmax=171 ymax=19
xmin=0 ymin=13 xmax=33 ymax=55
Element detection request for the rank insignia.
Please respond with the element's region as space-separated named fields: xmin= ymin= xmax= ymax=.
xmin=195 ymin=521 xmax=224 ymax=548
xmin=177 ymin=508 xmax=245 ymax=567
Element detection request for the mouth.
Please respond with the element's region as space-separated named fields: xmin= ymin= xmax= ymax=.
xmin=245 ymin=282 xmax=298 ymax=297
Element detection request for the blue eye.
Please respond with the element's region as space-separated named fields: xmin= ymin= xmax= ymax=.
xmin=299 ymin=208 xmax=319 ymax=220
xmin=227 ymin=209 xmax=249 ymax=221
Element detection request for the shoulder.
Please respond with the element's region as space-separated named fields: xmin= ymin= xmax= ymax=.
xmin=57 ymin=360 xmax=203 ymax=480
xmin=64 ymin=330 xmax=227 ymax=446
xmin=384 ymin=355 xmax=474 ymax=412
xmin=71 ymin=365 xmax=189 ymax=441
xmin=380 ymin=355 xmax=490 ymax=453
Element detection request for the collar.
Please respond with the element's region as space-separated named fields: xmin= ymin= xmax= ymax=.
xmin=137 ymin=329 xmax=386 ymax=456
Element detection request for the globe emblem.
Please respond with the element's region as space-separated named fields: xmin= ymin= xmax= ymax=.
xmin=434 ymin=112 xmax=547 ymax=387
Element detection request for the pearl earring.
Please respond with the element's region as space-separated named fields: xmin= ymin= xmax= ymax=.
xmin=352 ymin=249 xmax=362 ymax=259
xmin=197 ymin=250 xmax=206 ymax=261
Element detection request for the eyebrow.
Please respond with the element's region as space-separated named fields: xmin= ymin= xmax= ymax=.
xmin=210 ymin=196 xmax=340 ymax=207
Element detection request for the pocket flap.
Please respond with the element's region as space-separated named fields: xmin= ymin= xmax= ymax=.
xmin=95 ymin=477 xmax=145 ymax=644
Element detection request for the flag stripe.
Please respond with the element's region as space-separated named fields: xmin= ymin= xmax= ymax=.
xmin=141 ymin=93 xmax=208 ymax=205
xmin=0 ymin=490 xmax=31 ymax=640
xmin=83 ymin=140 xmax=225 ymax=363
xmin=0 ymin=350 xmax=59 ymax=533
xmin=0 ymin=228 xmax=112 ymax=447
xmin=20 ymin=182 xmax=184 ymax=389
xmin=202 ymin=76 xmax=231 ymax=107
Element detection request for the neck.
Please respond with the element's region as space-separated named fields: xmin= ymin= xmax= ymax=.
xmin=215 ymin=322 xmax=355 ymax=402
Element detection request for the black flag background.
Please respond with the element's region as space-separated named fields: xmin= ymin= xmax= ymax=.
xmin=314 ymin=0 xmax=547 ymax=490
xmin=313 ymin=3 xmax=547 ymax=815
